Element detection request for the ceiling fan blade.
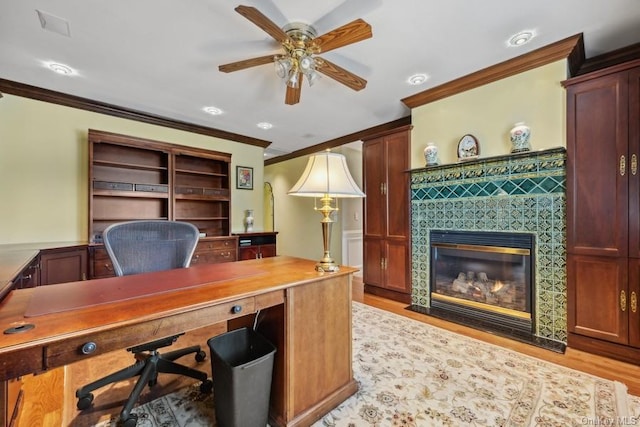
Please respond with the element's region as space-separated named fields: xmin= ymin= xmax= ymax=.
xmin=312 ymin=19 xmax=372 ymax=54
xmin=315 ymin=58 xmax=367 ymax=91
xmin=219 ymin=55 xmax=275 ymax=73
xmin=285 ymin=74 xmax=303 ymax=105
xmin=235 ymin=5 xmax=291 ymax=44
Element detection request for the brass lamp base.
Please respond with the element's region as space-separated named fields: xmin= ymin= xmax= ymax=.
xmin=315 ymin=260 xmax=340 ymax=273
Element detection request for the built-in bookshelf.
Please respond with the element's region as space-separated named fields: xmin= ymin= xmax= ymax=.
xmin=88 ymin=129 xmax=237 ymax=277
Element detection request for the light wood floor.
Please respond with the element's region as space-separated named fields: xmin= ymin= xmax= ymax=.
xmin=14 ymin=282 xmax=640 ymax=426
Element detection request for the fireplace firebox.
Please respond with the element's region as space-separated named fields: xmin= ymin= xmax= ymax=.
xmin=429 ymin=230 xmax=535 ymax=338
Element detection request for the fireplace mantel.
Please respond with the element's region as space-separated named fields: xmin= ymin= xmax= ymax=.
xmin=410 ymin=147 xmax=567 ymax=344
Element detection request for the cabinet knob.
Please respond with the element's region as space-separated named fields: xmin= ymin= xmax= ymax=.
xmin=231 ymin=305 xmax=242 ymax=314
xmin=621 ymin=290 xmax=627 ymax=312
xmin=81 ymin=342 xmax=97 ymax=355
xmin=620 ymin=155 xmax=626 ymax=176
xmin=632 ymin=292 xmax=637 ymax=313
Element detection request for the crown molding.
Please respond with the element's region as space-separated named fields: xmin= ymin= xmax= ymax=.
xmin=401 ymin=34 xmax=585 ymax=109
xmin=0 ymin=78 xmax=271 ymax=148
xmin=264 ymin=116 xmax=412 ymax=166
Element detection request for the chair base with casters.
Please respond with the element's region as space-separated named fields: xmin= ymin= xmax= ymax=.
xmin=76 ymin=333 xmax=213 ymax=427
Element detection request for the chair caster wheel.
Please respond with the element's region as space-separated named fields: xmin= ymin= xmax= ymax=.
xmin=195 ymin=350 xmax=207 ymax=362
xmin=76 ymin=393 xmax=94 ymax=410
xmin=120 ymin=413 xmax=138 ymax=427
xmin=200 ymin=379 xmax=213 ymax=393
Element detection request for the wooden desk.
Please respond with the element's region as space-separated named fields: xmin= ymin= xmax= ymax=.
xmin=0 ymin=256 xmax=358 ymax=427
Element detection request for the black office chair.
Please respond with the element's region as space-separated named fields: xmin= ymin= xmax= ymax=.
xmin=75 ymin=220 xmax=212 ymax=427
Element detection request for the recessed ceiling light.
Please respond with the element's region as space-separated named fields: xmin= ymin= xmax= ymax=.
xmin=507 ymin=30 xmax=535 ymax=47
xmin=203 ymin=106 xmax=223 ymax=115
xmin=407 ymin=73 xmax=429 ymax=86
xmin=46 ymin=62 xmax=75 ymax=75
xmin=257 ymin=122 xmax=273 ymax=130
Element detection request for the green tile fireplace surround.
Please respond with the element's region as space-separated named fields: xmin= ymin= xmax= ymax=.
xmin=410 ymin=147 xmax=567 ymax=343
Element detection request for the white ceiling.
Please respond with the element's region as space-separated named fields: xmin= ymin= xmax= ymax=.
xmin=2 ymin=1 xmax=640 ymax=158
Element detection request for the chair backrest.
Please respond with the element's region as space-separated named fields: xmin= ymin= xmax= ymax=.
xmin=102 ymin=220 xmax=199 ymax=277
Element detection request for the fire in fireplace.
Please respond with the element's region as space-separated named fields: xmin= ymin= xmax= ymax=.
xmin=430 ymin=230 xmax=535 ymax=338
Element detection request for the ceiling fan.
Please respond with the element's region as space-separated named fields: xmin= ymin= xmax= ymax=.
xmin=219 ymin=5 xmax=372 ymax=105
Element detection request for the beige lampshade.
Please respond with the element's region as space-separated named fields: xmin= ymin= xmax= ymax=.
xmin=288 ymin=151 xmax=365 ymax=198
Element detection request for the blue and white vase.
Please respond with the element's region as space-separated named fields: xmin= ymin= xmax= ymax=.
xmin=423 ymin=143 xmax=439 ymax=166
xmin=510 ymin=122 xmax=531 ymax=153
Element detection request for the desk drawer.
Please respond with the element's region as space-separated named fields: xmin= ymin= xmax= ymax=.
xmin=91 ymin=247 xmax=115 ymax=278
xmin=192 ymin=237 xmax=237 ymax=265
xmin=191 ymin=249 xmax=236 ymax=265
xmin=0 ymin=347 xmax=44 ymax=379
xmin=45 ymin=297 xmax=255 ymax=368
xmin=196 ymin=238 xmax=236 ymax=251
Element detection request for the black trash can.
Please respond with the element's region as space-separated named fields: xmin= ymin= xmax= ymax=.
xmin=207 ymin=327 xmax=277 ymax=427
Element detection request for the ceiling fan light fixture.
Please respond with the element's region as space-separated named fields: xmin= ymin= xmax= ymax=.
xmin=299 ymin=54 xmax=315 ymax=73
xmin=275 ymin=56 xmax=292 ymax=78
xmin=287 ymin=70 xmax=300 ymax=88
xmin=307 ymin=70 xmax=321 ymax=87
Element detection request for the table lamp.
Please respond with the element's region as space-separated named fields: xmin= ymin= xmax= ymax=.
xmin=288 ymin=150 xmax=365 ymax=272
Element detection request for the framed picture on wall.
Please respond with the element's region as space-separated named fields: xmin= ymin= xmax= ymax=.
xmin=236 ymin=166 xmax=253 ymax=190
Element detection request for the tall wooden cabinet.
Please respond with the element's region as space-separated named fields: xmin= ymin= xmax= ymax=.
xmin=88 ymin=130 xmax=237 ymax=278
xmin=564 ymin=59 xmax=640 ymax=363
xmin=362 ymin=126 xmax=412 ymax=303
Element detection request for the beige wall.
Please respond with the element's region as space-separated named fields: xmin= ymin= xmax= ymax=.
xmin=265 ymin=60 xmax=569 ymax=263
xmin=264 ymin=145 xmax=363 ymax=263
xmin=410 ymin=60 xmax=568 ymax=168
xmin=0 ymin=95 xmax=264 ymax=244
xmin=0 ymin=59 xmax=568 ymax=250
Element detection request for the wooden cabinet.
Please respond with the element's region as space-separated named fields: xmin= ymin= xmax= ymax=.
xmin=88 ymin=130 xmax=236 ymax=277
xmin=235 ymin=232 xmax=278 ymax=260
xmin=12 ymin=257 xmax=39 ymax=289
xmin=564 ymin=59 xmax=640 ymax=363
xmin=39 ymin=247 xmax=87 ymax=285
xmin=362 ymin=126 xmax=412 ymax=303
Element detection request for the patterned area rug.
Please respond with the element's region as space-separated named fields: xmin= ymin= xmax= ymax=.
xmin=95 ymin=302 xmax=640 ymax=426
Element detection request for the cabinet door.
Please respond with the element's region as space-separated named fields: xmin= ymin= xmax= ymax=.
xmin=567 ymin=254 xmax=628 ymax=344
xmin=566 ymin=72 xmax=629 ymax=258
xmin=40 ymin=248 xmax=88 ymax=285
xmin=385 ymin=132 xmax=409 ymax=239
xmin=239 ymin=246 xmax=260 ymax=260
xmin=363 ymin=138 xmax=385 ymax=238
xmin=259 ymin=244 xmax=277 ymax=258
xmin=629 ymin=258 xmax=640 ymax=347
xmin=628 ymin=67 xmax=640 ymax=258
xmin=384 ymin=240 xmax=410 ymax=293
xmin=363 ymin=239 xmax=383 ymax=287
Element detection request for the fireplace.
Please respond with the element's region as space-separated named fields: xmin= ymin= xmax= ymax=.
xmin=429 ymin=230 xmax=534 ymax=338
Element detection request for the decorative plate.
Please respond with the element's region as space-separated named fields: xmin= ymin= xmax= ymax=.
xmin=457 ymin=134 xmax=479 ymax=161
